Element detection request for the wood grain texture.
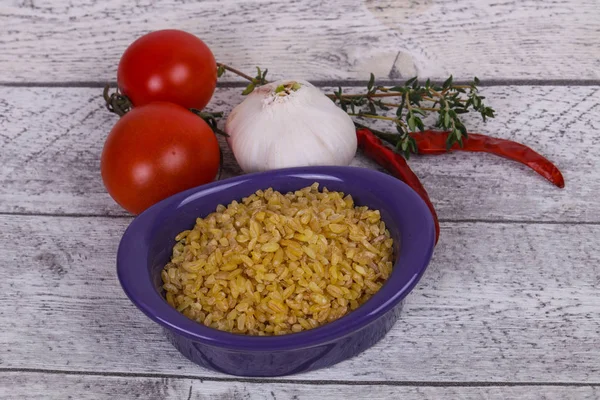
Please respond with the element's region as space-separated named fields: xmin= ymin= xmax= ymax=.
xmin=0 ymin=85 xmax=598 ymax=223
xmin=2 ymin=215 xmax=599 ymax=382
xmin=1 ymin=0 xmax=598 ymax=396
xmin=0 ymin=0 xmax=599 ymax=83
xmin=1 ymin=372 xmax=599 ymax=400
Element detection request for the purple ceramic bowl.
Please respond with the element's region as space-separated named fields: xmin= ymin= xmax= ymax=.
xmin=117 ymin=166 xmax=435 ymax=377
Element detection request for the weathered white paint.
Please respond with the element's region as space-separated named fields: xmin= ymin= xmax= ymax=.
xmin=1 ymin=372 xmax=599 ymax=400
xmin=0 ymin=85 xmax=597 ymax=222
xmin=1 ymin=215 xmax=598 ymax=382
xmin=1 ymin=1 xmax=599 ymax=395
xmin=0 ymin=0 xmax=598 ymax=82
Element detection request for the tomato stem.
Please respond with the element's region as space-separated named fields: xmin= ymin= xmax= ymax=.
xmin=103 ymin=85 xmax=133 ymax=116
xmin=216 ymin=62 xmax=256 ymax=83
xmin=189 ymin=109 xmax=229 ymax=137
xmin=102 ymin=86 xmax=229 ymax=139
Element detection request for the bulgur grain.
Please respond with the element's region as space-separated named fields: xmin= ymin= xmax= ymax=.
xmin=161 ymin=183 xmax=394 ymax=335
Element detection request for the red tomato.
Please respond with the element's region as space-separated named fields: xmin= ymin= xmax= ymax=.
xmin=101 ymin=103 xmax=220 ymax=214
xmin=117 ymin=30 xmax=217 ymax=110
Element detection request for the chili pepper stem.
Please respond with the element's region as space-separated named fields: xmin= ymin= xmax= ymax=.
xmin=356 ymin=127 xmax=440 ymax=244
xmin=353 ymin=122 xmax=400 ymax=144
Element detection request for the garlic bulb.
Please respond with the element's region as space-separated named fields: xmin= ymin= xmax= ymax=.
xmin=225 ymin=79 xmax=357 ymax=173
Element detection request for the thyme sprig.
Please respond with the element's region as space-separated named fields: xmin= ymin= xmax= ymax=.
xmin=328 ymin=74 xmax=495 ymax=157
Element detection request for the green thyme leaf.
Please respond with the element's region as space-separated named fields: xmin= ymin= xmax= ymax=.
xmin=242 ymin=83 xmax=255 ymax=95
xmin=408 ymin=116 xmax=416 ymax=131
xmin=415 ymin=117 xmax=425 ymax=131
xmin=443 ymin=75 xmax=453 ymax=89
xmin=368 ymin=101 xmax=377 ymax=115
xmin=405 ymin=77 xmax=417 ymax=86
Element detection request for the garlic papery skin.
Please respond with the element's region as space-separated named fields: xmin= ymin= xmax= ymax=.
xmin=225 ymin=79 xmax=357 ymax=173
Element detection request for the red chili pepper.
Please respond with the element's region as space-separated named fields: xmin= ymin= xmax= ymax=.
xmin=412 ymin=131 xmax=565 ymax=188
xmin=356 ymin=128 xmax=440 ymax=245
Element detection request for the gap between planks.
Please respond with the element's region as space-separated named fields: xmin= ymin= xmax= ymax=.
xmin=1 ymin=368 xmax=598 ymax=388
xmin=1 ymin=79 xmax=600 ymax=89
xmin=2 ymin=211 xmax=599 ymax=225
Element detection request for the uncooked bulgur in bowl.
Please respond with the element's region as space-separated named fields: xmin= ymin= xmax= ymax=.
xmin=162 ymin=182 xmax=395 ymax=336
xmin=117 ymin=166 xmax=435 ymax=377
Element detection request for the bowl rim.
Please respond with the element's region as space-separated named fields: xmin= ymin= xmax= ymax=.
xmin=117 ymin=166 xmax=435 ymax=351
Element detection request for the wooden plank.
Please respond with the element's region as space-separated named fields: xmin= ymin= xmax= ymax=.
xmin=1 ymin=372 xmax=598 ymax=400
xmin=0 ymin=0 xmax=599 ymax=82
xmin=1 ymin=214 xmax=599 ymax=382
xmin=0 ymin=85 xmax=598 ymax=222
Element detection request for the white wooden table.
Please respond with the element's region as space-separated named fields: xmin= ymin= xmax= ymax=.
xmin=1 ymin=1 xmax=599 ymax=399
